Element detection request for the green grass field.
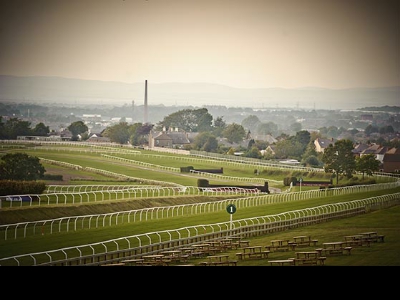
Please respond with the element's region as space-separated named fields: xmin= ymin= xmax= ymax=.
xmin=0 ymin=143 xmax=399 ymax=266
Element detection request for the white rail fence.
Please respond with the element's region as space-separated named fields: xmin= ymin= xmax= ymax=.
xmin=0 ymin=192 xmax=398 ymax=266
xmin=1 ymin=182 xmax=398 ymax=241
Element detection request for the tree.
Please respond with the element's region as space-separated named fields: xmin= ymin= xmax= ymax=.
xmin=202 ymin=135 xmax=218 ymax=152
xmin=356 ymin=154 xmax=380 ymax=180
xmin=257 ymin=122 xmax=278 ymax=136
xmin=365 ymin=124 xmax=379 ymax=136
xmin=247 ymin=138 xmax=256 ymax=150
xmin=303 ymin=155 xmax=321 ymax=168
xmin=193 ymin=132 xmax=218 ymax=152
xmin=212 ymin=116 xmax=226 ymax=137
xmin=196 ymin=110 xmax=214 ymax=132
xmin=244 ymin=145 xmax=262 ymax=159
xmin=67 ymin=121 xmax=88 ymax=141
xmin=103 ymin=122 xmax=131 ymax=144
xmin=222 ymin=123 xmax=246 ymax=144
xmin=295 ymin=130 xmax=311 ymax=150
xmin=130 ymin=123 xmax=153 ymax=146
xmin=32 ymin=122 xmax=50 ymax=136
xmin=0 ymin=116 xmax=4 ymax=138
xmin=274 ymin=138 xmax=303 ymax=159
xmin=322 ymin=139 xmax=356 ymax=184
xmin=0 ymin=153 xmax=46 ymax=181
xmin=157 ymin=108 xmax=213 ymax=132
xmin=227 ymin=147 xmax=236 ymax=155
xmin=1 ymin=117 xmax=32 ymax=139
xmin=241 ymin=115 xmax=261 ymax=133
xmin=379 ymin=125 xmax=394 ymax=134
xmin=301 ymin=141 xmax=321 ymax=167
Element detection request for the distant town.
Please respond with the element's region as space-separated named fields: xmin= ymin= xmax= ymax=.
xmin=1 ymin=98 xmax=399 ymax=174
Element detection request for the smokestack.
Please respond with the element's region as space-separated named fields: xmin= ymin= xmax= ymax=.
xmin=144 ymin=80 xmax=148 ymax=124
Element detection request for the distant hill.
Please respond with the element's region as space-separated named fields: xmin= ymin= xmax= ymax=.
xmin=0 ymin=75 xmax=399 ymax=110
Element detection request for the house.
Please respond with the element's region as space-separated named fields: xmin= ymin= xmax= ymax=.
xmin=148 ymin=127 xmax=191 ymax=149
xmin=261 ymin=145 xmax=277 ymax=156
xmin=360 ymin=114 xmax=373 ymax=121
xmin=314 ymin=138 xmax=334 ymax=153
xmin=361 ymin=144 xmax=389 ymax=163
xmin=17 ymin=135 xmax=64 ymax=141
xmin=382 ymin=148 xmax=400 ymax=173
xmin=87 ymin=133 xmax=111 ymax=143
xmin=352 ymin=143 xmax=370 ymax=157
xmin=252 ymin=134 xmax=278 ymax=144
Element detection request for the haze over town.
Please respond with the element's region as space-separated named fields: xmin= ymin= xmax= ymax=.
xmin=0 ymin=0 xmax=399 ymax=109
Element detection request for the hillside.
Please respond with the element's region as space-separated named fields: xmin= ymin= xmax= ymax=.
xmin=1 ymin=75 xmax=399 ymax=110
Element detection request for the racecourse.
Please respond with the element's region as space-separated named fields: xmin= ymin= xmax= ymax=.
xmin=0 ymin=141 xmax=399 ymax=266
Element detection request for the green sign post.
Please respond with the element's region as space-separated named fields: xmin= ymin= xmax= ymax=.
xmin=226 ymin=204 xmax=236 ymax=231
xmin=226 ymin=204 xmax=236 ymax=214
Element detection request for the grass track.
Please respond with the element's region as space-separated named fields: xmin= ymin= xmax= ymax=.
xmin=1 ymin=144 xmax=399 ymax=266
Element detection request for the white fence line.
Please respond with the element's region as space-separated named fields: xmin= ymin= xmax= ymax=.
xmin=1 ymin=182 xmax=398 ymax=241
xmin=1 ymin=192 xmax=398 ymax=266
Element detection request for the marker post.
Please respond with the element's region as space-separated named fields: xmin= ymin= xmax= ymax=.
xmin=299 ymin=177 xmax=303 ymax=193
xmin=226 ymin=204 xmax=237 ymax=231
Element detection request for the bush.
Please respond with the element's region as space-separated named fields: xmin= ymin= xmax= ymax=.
xmin=0 ymin=180 xmax=47 ymax=196
xmin=197 ymin=179 xmax=209 ymax=187
xmin=42 ymin=174 xmax=63 ymax=181
xmin=180 ymin=166 xmax=194 ymax=173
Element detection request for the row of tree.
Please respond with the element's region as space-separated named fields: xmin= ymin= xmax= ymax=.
xmin=322 ymin=139 xmax=380 ymax=184
xmin=0 ymin=116 xmax=90 ymax=142
xmin=0 ymin=108 xmax=382 ymax=184
xmin=0 ymin=117 xmax=51 ymax=139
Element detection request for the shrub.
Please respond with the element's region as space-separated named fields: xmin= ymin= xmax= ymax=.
xmin=0 ymin=180 xmax=46 ymax=196
xmin=43 ymin=174 xmax=63 ymax=181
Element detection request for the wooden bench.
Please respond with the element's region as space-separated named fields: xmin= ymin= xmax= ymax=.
xmin=294 ymin=240 xmax=318 ymax=247
xmin=228 ymin=260 xmax=238 ymax=266
xmin=289 ymin=256 xmax=326 ymax=266
xmin=343 ymin=247 xmax=352 ymax=255
xmin=265 ymin=239 xmax=295 ymax=252
xmin=101 ymin=262 xmax=125 ymax=266
xmin=231 ymin=241 xmax=240 ymax=249
xmin=249 ymin=251 xmax=270 ymax=259
xmin=268 ymin=259 xmax=295 ymax=266
xmin=236 ymin=252 xmax=244 ymax=260
xmin=316 ymin=246 xmax=352 ymax=256
xmin=238 ymin=240 xmax=250 ymax=248
xmin=236 ymin=250 xmax=270 ymax=260
xmin=191 ymin=251 xmax=207 ymax=258
xmin=199 ymin=254 xmax=238 ymax=266
xmin=179 ymin=254 xmax=190 ymax=262
xmin=265 ymin=245 xmax=291 ymax=252
xmin=121 ymin=258 xmax=144 ymax=266
xmin=318 ymin=256 xmax=327 ymax=265
xmin=292 ymin=236 xmax=318 ymax=247
xmin=367 ymin=235 xmax=385 ymax=243
xmin=199 ymin=258 xmax=238 ymax=266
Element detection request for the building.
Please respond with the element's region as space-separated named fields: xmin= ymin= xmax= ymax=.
xmin=362 ymin=144 xmax=389 ymax=163
xmin=314 ymin=138 xmax=334 ymax=153
xmin=148 ymin=127 xmax=191 ymax=149
xmin=382 ymin=148 xmax=400 ymax=173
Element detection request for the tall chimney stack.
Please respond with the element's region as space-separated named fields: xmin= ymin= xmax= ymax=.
xmin=144 ymin=80 xmax=148 ymax=124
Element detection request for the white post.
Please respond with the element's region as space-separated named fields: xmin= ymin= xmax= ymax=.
xmin=299 ymin=177 xmax=302 ymax=193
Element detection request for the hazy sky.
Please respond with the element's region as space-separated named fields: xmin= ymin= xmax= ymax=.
xmin=0 ymin=0 xmax=399 ymax=89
